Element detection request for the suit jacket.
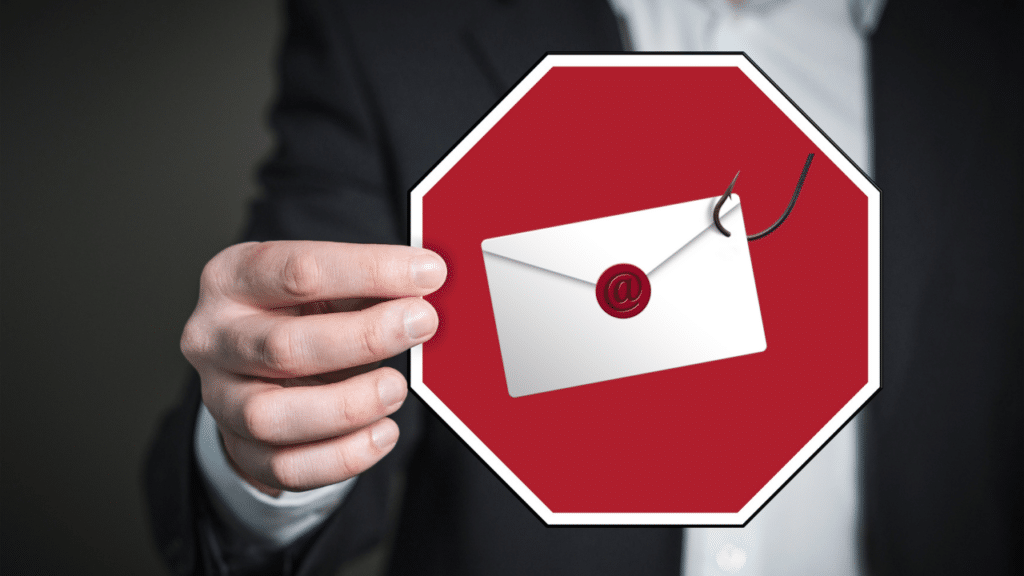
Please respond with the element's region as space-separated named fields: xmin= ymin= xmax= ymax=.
xmin=145 ymin=0 xmax=1023 ymax=574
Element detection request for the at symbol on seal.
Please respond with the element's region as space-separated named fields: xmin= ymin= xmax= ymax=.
xmin=596 ymin=263 xmax=651 ymax=319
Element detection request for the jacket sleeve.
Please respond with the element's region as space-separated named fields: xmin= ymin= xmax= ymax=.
xmin=144 ymin=0 xmax=422 ymax=573
xmin=248 ymin=0 xmax=405 ymax=246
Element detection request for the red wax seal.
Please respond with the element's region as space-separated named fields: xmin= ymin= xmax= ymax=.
xmin=596 ymin=263 xmax=651 ymax=319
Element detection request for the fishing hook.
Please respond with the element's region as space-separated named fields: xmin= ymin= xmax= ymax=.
xmin=713 ymin=153 xmax=814 ymax=241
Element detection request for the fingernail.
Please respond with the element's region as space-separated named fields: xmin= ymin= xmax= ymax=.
xmin=377 ymin=375 xmax=405 ymax=408
xmin=410 ymin=254 xmax=446 ymax=289
xmin=404 ymin=302 xmax=436 ymax=340
xmin=371 ymin=420 xmax=399 ymax=450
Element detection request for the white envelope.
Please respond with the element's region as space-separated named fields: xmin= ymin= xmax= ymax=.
xmin=481 ymin=194 xmax=766 ymax=398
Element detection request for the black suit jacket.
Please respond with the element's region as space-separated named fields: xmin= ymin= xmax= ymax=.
xmin=145 ymin=1 xmax=1023 ymax=574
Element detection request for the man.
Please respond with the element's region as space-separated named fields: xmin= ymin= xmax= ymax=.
xmin=146 ymin=0 xmax=1022 ymax=574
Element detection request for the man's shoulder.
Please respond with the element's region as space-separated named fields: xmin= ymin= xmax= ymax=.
xmin=305 ymin=0 xmax=623 ymax=191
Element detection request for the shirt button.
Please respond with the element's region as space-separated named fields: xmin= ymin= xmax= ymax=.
xmin=716 ymin=542 xmax=748 ymax=573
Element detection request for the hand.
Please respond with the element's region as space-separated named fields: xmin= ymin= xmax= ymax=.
xmin=180 ymin=241 xmax=446 ymax=495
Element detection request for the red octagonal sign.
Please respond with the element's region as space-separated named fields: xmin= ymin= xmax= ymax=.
xmin=410 ymin=54 xmax=880 ymax=525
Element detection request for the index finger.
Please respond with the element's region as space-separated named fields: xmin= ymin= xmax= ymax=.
xmin=225 ymin=241 xmax=447 ymax=307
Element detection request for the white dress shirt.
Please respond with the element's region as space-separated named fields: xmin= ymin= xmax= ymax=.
xmin=608 ymin=1 xmax=883 ymax=574
xmin=195 ymin=0 xmax=886 ymax=571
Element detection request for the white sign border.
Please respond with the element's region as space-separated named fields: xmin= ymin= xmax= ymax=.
xmin=410 ymin=53 xmax=881 ymax=526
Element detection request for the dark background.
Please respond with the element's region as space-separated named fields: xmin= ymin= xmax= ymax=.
xmin=2 ymin=1 xmax=280 ymax=572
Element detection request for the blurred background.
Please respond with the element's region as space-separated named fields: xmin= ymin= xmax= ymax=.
xmin=2 ymin=1 xmax=280 ymax=572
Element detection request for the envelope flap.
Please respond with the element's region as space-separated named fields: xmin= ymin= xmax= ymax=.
xmin=481 ymin=194 xmax=740 ymax=283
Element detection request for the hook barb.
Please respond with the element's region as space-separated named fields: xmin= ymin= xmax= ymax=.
xmin=712 ymin=171 xmax=741 ymax=237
